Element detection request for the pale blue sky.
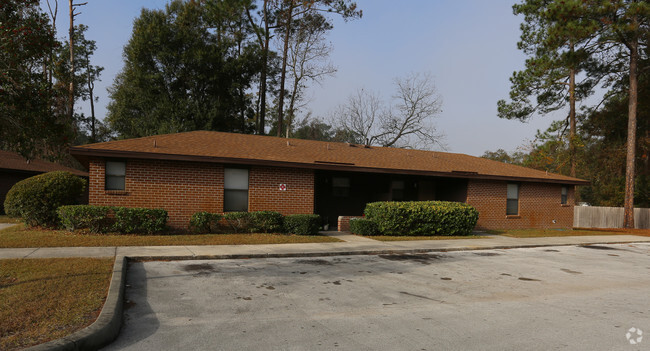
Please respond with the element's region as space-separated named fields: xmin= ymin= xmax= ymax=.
xmin=47 ymin=0 xmax=574 ymax=156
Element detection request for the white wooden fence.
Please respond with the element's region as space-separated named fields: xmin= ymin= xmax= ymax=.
xmin=574 ymin=206 xmax=650 ymax=229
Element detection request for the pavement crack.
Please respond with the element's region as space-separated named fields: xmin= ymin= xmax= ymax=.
xmin=23 ymin=248 xmax=39 ymax=258
xmin=399 ymin=291 xmax=445 ymax=303
xmin=185 ymin=246 xmax=197 ymax=256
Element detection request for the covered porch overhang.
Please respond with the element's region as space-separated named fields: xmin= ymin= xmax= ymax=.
xmin=314 ymin=170 xmax=469 ymax=227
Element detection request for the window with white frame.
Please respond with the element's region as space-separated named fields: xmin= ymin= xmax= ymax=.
xmin=224 ymin=168 xmax=249 ymax=212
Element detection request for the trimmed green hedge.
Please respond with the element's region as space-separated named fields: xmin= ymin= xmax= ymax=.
xmin=58 ymin=205 xmax=113 ymax=233
xmin=56 ymin=205 xmax=168 ymax=234
xmin=364 ymin=201 xmax=479 ymax=236
xmin=284 ymin=214 xmax=321 ymax=235
xmin=189 ymin=212 xmax=223 ymax=233
xmin=249 ymin=211 xmax=284 ymax=233
xmin=4 ymin=171 xmax=86 ymax=228
xmin=113 ymin=207 xmax=168 ymax=234
xmin=349 ymin=218 xmax=379 ymax=236
xmin=223 ymin=212 xmax=253 ymax=233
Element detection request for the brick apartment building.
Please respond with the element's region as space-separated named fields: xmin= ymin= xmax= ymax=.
xmin=69 ymin=131 xmax=588 ymax=230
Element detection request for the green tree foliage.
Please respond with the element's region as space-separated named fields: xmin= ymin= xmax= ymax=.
xmin=480 ymin=149 xmax=525 ymax=165
xmin=590 ymin=0 xmax=650 ymax=227
xmin=107 ymin=0 xmax=263 ymax=138
xmin=289 ymin=115 xmax=356 ymax=143
xmin=56 ymin=24 xmax=107 ymax=144
xmin=0 ymin=0 xmax=73 ymax=160
xmin=497 ymin=0 xmax=650 ymax=215
xmin=498 ymin=0 xmax=601 ymax=177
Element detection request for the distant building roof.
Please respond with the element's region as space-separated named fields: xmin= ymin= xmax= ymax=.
xmin=0 ymin=150 xmax=88 ymax=177
xmin=70 ymin=131 xmax=587 ymax=185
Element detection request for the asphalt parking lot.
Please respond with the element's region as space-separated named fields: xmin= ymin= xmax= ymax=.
xmin=103 ymin=243 xmax=650 ymax=351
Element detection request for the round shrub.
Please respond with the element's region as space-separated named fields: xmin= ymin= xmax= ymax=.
xmin=4 ymin=171 xmax=87 ymax=227
xmin=284 ymin=214 xmax=321 ymax=235
xmin=364 ymin=201 xmax=479 ymax=236
xmin=349 ymin=218 xmax=379 ymax=236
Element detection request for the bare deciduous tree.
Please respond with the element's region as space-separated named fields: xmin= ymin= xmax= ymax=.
xmin=285 ymin=14 xmax=337 ymax=137
xmin=334 ymin=72 xmax=444 ymax=149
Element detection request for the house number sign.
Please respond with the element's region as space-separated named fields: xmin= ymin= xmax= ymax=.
xmin=279 ymin=184 xmax=287 ymax=191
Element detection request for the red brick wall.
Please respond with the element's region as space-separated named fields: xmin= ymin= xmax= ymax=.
xmin=466 ymin=180 xmax=575 ymax=230
xmin=337 ymin=215 xmax=363 ymax=232
xmin=89 ymin=159 xmax=314 ymax=228
xmin=249 ymin=166 xmax=314 ymax=214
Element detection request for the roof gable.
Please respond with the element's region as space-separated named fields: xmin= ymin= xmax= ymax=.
xmin=0 ymin=150 xmax=88 ymax=176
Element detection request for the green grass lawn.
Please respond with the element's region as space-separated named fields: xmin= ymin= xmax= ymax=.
xmin=0 ymin=257 xmax=114 ymax=350
xmin=0 ymin=225 xmax=341 ymax=248
xmin=362 ymin=234 xmax=490 ymax=241
xmin=487 ymin=228 xmax=650 ymax=238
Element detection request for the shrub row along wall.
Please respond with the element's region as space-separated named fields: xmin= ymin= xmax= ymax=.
xmin=89 ymin=159 xmax=314 ymax=228
xmin=190 ymin=211 xmax=320 ymax=235
xmin=58 ymin=205 xmax=167 ymax=234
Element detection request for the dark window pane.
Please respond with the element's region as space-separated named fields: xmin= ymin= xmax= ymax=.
xmin=333 ymin=187 xmax=350 ymax=197
xmin=506 ymin=199 xmax=518 ymax=215
xmin=507 ymin=183 xmax=519 ymax=199
xmin=105 ymin=161 xmax=126 ymax=190
xmin=106 ymin=176 xmax=125 ymax=190
xmin=561 ymin=186 xmax=568 ymax=204
xmin=332 ymin=177 xmax=350 ymax=197
xmin=225 ymin=190 xmax=248 ymax=212
xmin=106 ymin=161 xmax=126 ymax=176
xmin=224 ymin=168 xmax=249 ymax=190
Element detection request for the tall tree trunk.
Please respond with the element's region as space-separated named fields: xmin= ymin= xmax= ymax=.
xmin=623 ymin=26 xmax=638 ymax=229
xmin=68 ymin=0 xmax=74 ymax=123
xmin=276 ymin=2 xmax=294 ymax=137
xmin=257 ymin=0 xmax=270 ymax=135
xmin=258 ymin=33 xmax=269 ymax=134
xmin=568 ymin=43 xmax=576 ymax=178
xmin=86 ymin=55 xmax=96 ymax=143
xmin=286 ymin=76 xmax=299 ymax=138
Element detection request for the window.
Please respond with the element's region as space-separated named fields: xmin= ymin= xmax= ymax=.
xmin=506 ymin=183 xmax=519 ymax=215
xmin=561 ymin=186 xmax=568 ymax=205
xmin=391 ymin=180 xmax=405 ymax=201
xmin=332 ymin=177 xmax=350 ymax=197
xmin=224 ymin=168 xmax=249 ymax=212
xmin=105 ymin=161 xmax=126 ymax=190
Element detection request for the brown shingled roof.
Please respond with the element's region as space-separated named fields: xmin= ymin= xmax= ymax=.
xmin=0 ymin=150 xmax=88 ymax=176
xmin=69 ymin=131 xmax=588 ymax=185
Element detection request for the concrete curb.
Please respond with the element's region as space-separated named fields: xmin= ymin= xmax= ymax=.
xmin=128 ymin=240 xmax=647 ymax=261
xmin=26 ymin=256 xmax=127 ymax=351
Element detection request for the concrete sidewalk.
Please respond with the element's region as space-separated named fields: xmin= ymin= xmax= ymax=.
xmin=2 ymin=232 xmax=650 ymax=259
